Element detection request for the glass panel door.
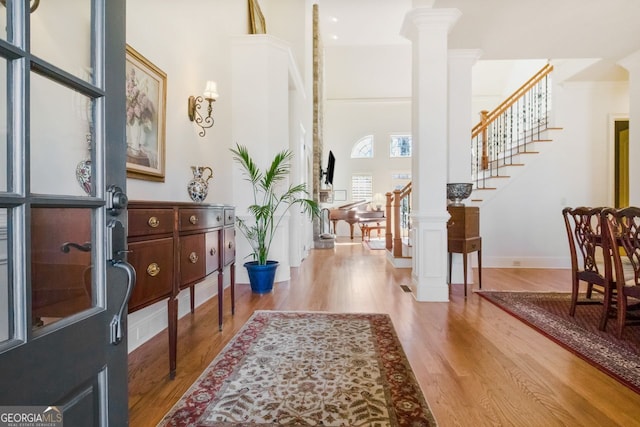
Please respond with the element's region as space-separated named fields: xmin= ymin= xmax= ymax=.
xmin=0 ymin=0 xmax=130 ymax=424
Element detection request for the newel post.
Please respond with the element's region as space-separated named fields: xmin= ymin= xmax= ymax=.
xmin=480 ymin=110 xmax=489 ymax=170
xmin=392 ymin=189 xmax=403 ymax=257
xmin=385 ymin=192 xmax=393 ymax=250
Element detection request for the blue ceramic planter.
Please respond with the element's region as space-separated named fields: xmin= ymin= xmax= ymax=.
xmin=244 ymin=261 xmax=279 ymax=294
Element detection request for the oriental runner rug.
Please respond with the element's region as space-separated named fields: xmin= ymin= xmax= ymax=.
xmin=477 ymin=291 xmax=640 ymax=394
xmin=158 ymin=311 xmax=436 ymax=426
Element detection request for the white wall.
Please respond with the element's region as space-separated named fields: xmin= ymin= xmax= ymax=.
xmin=125 ymin=0 xmax=253 ymax=352
xmin=126 ymin=0 xmax=246 ymax=206
xmin=325 ymin=45 xmax=412 ymax=100
xmin=126 ymin=1 xmax=316 ymax=351
xmin=471 ymin=59 xmax=548 ymax=125
xmin=480 ymin=81 xmax=629 ymax=268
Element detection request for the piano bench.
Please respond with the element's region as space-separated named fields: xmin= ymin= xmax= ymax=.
xmin=359 ymin=220 xmax=386 ymax=241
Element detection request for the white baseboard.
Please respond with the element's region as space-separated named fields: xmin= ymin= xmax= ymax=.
xmin=483 ymin=256 xmax=570 ymax=269
xmin=386 ymin=251 xmax=412 ymax=268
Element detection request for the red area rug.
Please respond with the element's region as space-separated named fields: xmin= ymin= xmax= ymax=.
xmin=477 ymin=291 xmax=640 ymax=394
xmin=158 ymin=311 xmax=436 ymax=426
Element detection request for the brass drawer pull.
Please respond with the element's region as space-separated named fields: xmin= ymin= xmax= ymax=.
xmin=147 ymin=263 xmax=160 ymax=277
xmin=189 ymin=215 xmax=198 ymax=225
xmin=227 ymin=215 xmax=233 ymax=221
xmin=148 ymin=216 xmax=160 ymax=228
xmin=189 ymin=252 xmax=199 ymax=263
xmin=216 ymin=215 xmax=222 ymax=222
xmin=228 ymin=242 xmax=233 ymax=249
xmin=210 ymin=248 xmax=217 ymax=256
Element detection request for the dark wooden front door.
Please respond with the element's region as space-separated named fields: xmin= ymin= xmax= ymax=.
xmin=0 ymin=0 xmax=130 ymax=425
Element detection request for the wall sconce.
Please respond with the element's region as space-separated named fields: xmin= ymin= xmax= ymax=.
xmin=188 ymin=81 xmax=218 ymax=137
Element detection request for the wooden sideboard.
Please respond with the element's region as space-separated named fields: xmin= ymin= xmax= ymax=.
xmin=447 ymin=205 xmax=482 ymax=297
xmin=127 ymin=201 xmax=235 ymax=378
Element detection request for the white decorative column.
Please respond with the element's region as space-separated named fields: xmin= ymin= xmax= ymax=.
xmin=618 ymin=49 xmax=640 ymax=206
xmin=401 ymin=7 xmax=460 ymax=301
xmin=231 ymin=35 xmax=292 ymax=283
xmin=448 ymin=49 xmax=482 ymax=284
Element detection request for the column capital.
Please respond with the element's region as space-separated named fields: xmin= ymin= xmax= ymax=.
xmin=448 ymin=49 xmax=483 ymax=64
xmin=401 ymin=8 xmax=461 ymax=41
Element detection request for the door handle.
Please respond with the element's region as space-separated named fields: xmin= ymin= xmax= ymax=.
xmin=61 ymin=241 xmax=92 ymax=253
xmin=106 ymin=185 xmax=128 ymax=216
xmin=110 ymin=260 xmax=136 ymax=345
xmin=106 ymin=216 xmax=136 ymax=344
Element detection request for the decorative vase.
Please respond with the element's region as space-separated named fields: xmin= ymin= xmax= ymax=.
xmin=75 ymin=133 xmax=92 ymax=195
xmin=75 ymin=159 xmax=92 ymax=195
xmin=187 ymin=166 xmax=213 ymax=203
xmin=446 ymin=183 xmax=473 ymax=206
xmin=244 ymin=261 xmax=279 ymax=294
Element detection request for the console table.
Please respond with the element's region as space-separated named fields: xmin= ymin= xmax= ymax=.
xmin=127 ymin=201 xmax=235 ymax=378
xmin=447 ymin=205 xmax=481 ymax=297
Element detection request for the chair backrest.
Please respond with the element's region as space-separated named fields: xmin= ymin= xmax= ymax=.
xmin=562 ymin=206 xmax=605 ymax=275
xmin=601 ymin=207 xmax=640 ymax=288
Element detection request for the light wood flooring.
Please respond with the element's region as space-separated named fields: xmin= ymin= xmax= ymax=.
xmin=128 ymin=237 xmax=640 ymax=426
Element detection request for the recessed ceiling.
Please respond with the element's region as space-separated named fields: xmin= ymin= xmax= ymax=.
xmin=318 ymin=0 xmax=412 ymax=47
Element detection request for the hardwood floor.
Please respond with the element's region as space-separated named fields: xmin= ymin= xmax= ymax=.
xmin=128 ymin=238 xmax=640 ymax=426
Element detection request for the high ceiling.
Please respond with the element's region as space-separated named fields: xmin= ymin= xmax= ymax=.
xmin=318 ymin=0 xmax=640 ymax=62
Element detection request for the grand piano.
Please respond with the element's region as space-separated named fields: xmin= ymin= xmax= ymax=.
xmin=329 ymin=200 xmax=385 ymax=239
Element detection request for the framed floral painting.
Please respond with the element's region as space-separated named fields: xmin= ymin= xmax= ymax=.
xmin=125 ymin=45 xmax=167 ymax=181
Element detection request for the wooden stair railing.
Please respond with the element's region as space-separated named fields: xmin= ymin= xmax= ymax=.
xmin=471 ymin=63 xmax=554 ymax=190
xmin=385 ymin=182 xmax=412 ymax=257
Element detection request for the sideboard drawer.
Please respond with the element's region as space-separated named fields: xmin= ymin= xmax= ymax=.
xmin=224 ymin=208 xmax=235 ymax=226
xmin=129 ymin=208 xmax=174 ymax=237
xmin=207 ymin=208 xmax=224 ymax=229
xmin=128 ymin=237 xmax=174 ymax=311
xmin=180 ymin=233 xmax=206 ymax=286
xmin=179 ymin=208 xmax=223 ymax=232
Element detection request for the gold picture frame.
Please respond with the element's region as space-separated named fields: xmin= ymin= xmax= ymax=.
xmin=248 ymin=0 xmax=266 ymax=34
xmin=125 ymin=44 xmax=167 ymax=182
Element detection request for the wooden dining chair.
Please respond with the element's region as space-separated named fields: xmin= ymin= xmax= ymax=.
xmin=562 ymin=207 xmax=611 ymax=326
xmin=601 ymin=207 xmax=640 ymax=338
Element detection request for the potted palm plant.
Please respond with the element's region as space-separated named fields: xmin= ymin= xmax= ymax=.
xmin=231 ymin=143 xmax=319 ymax=293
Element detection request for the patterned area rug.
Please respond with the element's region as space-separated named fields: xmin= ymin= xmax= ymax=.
xmin=158 ymin=311 xmax=436 ymax=426
xmin=477 ymin=291 xmax=640 ymax=394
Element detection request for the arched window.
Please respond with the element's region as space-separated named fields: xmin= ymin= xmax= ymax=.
xmin=390 ymin=135 xmax=412 ymax=157
xmin=351 ymin=135 xmax=374 ymax=158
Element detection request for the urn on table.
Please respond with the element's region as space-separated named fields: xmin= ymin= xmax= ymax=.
xmin=446 ymin=183 xmax=473 ymax=206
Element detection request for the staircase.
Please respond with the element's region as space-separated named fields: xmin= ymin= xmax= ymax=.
xmin=469 ymin=63 xmax=560 ymax=204
xmin=385 ymin=64 xmax=559 ymax=262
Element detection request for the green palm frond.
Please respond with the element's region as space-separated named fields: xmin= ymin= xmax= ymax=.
xmin=231 ymin=143 xmax=319 ymax=265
